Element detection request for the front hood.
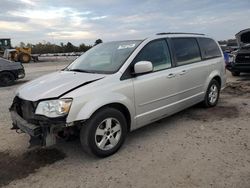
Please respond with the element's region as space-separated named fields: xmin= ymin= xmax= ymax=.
xmin=17 ymin=71 xmax=104 ymax=101
xmin=236 ymin=28 xmax=250 ymax=47
xmin=0 ymin=57 xmax=22 ymax=68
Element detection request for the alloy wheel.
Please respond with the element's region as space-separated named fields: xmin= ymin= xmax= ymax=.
xmin=95 ymin=118 xmax=122 ymax=151
xmin=208 ymin=84 xmax=218 ymax=104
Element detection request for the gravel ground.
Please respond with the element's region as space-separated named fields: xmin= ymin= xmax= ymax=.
xmin=0 ymin=62 xmax=249 ymax=188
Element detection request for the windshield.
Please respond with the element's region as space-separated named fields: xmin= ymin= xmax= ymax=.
xmin=66 ymin=40 xmax=142 ymax=74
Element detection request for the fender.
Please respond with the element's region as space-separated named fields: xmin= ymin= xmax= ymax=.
xmin=70 ymin=92 xmax=136 ymax=128
xmin=204 ymin=69 xmax=221 ymax=92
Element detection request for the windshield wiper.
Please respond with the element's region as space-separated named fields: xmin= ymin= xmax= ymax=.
xmin=67 ymin=69 xmax=92 ymax=73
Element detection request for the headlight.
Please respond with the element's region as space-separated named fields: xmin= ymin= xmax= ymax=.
xmin=35 ymin=99 xmax=72 ymax=118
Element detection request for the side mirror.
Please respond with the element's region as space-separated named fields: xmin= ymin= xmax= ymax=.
xmin=134 ymin=61 xmax=153 ymax=74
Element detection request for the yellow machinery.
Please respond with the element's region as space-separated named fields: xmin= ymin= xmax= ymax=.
xmin=6 ymin=47 xmax=32 ymax=63
xmin=0 ymin=39 xmax=33 ymax=63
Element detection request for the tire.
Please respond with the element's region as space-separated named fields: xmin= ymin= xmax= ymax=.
xmin=18 ymin=53 xmax=31 ymax=63
xmin=231 ymin=71 xmax=240 ymax=76
xmin=80 ymin=108 xmax=127 ymax=157
xmin=203 ymin=79 xmax=220 ymax=107
xmin=0 ymin=72 xmax=15 ymax=86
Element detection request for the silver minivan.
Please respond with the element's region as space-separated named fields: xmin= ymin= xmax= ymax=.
xmin=10 ymin=33 xmax=226 ymax=157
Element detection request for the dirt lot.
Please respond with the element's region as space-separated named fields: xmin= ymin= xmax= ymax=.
xmin=0 ymin=62 xmax=249 ymax=188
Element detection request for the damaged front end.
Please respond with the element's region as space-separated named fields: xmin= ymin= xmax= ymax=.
xmin=9 ymin=96 xmax=73 ymax=148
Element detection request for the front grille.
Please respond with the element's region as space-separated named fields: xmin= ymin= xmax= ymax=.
xmin=235 ymin=54 xmax=250 ymax=64
xmin=13 ymin=97 xmax=36 ymax=122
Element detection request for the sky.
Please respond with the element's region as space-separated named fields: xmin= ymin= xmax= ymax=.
xmin=0 ymin=0 xmax=250 ymax=46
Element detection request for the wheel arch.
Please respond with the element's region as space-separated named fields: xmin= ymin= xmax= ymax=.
xmin=0 ymin=70 xmax=17 ymax=79
xmin=204 ymin=70 xmax=222 ymax=92
xmin=90 ymin=103 xmax=132 ymax=132
xmin=69 ymin=93 xmax=135 ymax=132
xmin=212 ymin=75 xmax=221 ymax=88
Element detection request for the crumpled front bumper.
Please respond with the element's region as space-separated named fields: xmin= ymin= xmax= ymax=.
xmin=10 ymin=110 xmax=42 ymax=137
xmin=9 ymin=97 xmax=67 ymax=147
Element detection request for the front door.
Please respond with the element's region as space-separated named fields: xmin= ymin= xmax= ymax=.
xmin=132 ymin=39 xmax=183 ymax=128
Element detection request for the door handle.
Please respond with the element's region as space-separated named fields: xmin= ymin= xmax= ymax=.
xmin=167 ymin=73 xmax=176 ymax=78
xmin=179 ymin=70 xmax=187 ymax=75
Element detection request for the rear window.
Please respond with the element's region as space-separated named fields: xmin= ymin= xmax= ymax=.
xmin=171 ymin=38 xmax=201 ymax=66
xmin=198 ymin=38 xmax=222 ymax=59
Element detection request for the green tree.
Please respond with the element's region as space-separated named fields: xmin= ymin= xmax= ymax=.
xmin=16 ymin=41 xmax=93 ymax=54
xmin=65 ymin=42 xmax=75 ymax=52
xmin=26 ymin=43 xmax=33 ymax=48
xmin=79 ymin=43 xmax=92 ymax=52
xmin=94 ymin=39 xmax=103 ymax=46
xmin=19 ymin=42 xmax=25 ymax=47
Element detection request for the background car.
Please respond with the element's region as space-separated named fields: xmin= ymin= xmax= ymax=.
xmin=0 ymin=57 xmax=25 ymax=86
xmin=226 ymin=28 xmax=250 ymax=76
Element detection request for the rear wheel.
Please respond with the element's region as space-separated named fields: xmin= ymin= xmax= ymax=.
xmin=80 ymin=108 xmax=127 ymax=157
xmin=0 ymin=72 xmax=15 ymax=86
xmin=231 ymin=71 xmax=240 ymax=76
xmin=203 ymin=79 xmax=220 ymax=107
xmin=18 ymin=53 xmax=31 ymax=63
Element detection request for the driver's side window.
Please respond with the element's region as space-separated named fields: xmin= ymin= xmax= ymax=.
xmin=133 ymin=39 xmax=172 ymax=71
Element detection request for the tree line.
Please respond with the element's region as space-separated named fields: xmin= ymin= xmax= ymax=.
xmin=17 ymin=39 xmax=103 ymax=54
xmin=218 ymin=39 xmax=237 ymax=46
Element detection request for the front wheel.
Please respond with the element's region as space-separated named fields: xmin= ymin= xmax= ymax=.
xmin=203 ymin=79 xmax=220 ymax=107
xmin=80 ymin=108 xmax=127 ymax=157
xmin=18 ymin=53 xmax=31 ymax=63
xmin=0 ymin=72 xmax=15 ymax=86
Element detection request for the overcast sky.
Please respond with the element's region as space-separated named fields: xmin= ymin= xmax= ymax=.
xmin=0 ymin=0 xmax=250 ymax=46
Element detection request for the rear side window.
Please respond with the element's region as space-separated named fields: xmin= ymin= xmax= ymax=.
xmin=198 ymin=38 xmax=222 ymax=59
xmin=171 ymin=38 xmax=201 ymax=66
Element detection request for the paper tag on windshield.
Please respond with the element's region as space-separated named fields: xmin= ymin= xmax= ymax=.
xmin=118 ymin=44 xmax=136 ymax=49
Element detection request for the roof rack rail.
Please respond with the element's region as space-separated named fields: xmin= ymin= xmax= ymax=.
xmin=156 ymin=32 xmax=205 ymax=36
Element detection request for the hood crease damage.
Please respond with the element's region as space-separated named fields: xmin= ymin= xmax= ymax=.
xmin=17 ymin=71 xmax=105 ymax=101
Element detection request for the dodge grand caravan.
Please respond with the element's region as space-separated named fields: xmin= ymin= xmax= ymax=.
xmin=10 ymin=33 xmax=226 ymax=157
